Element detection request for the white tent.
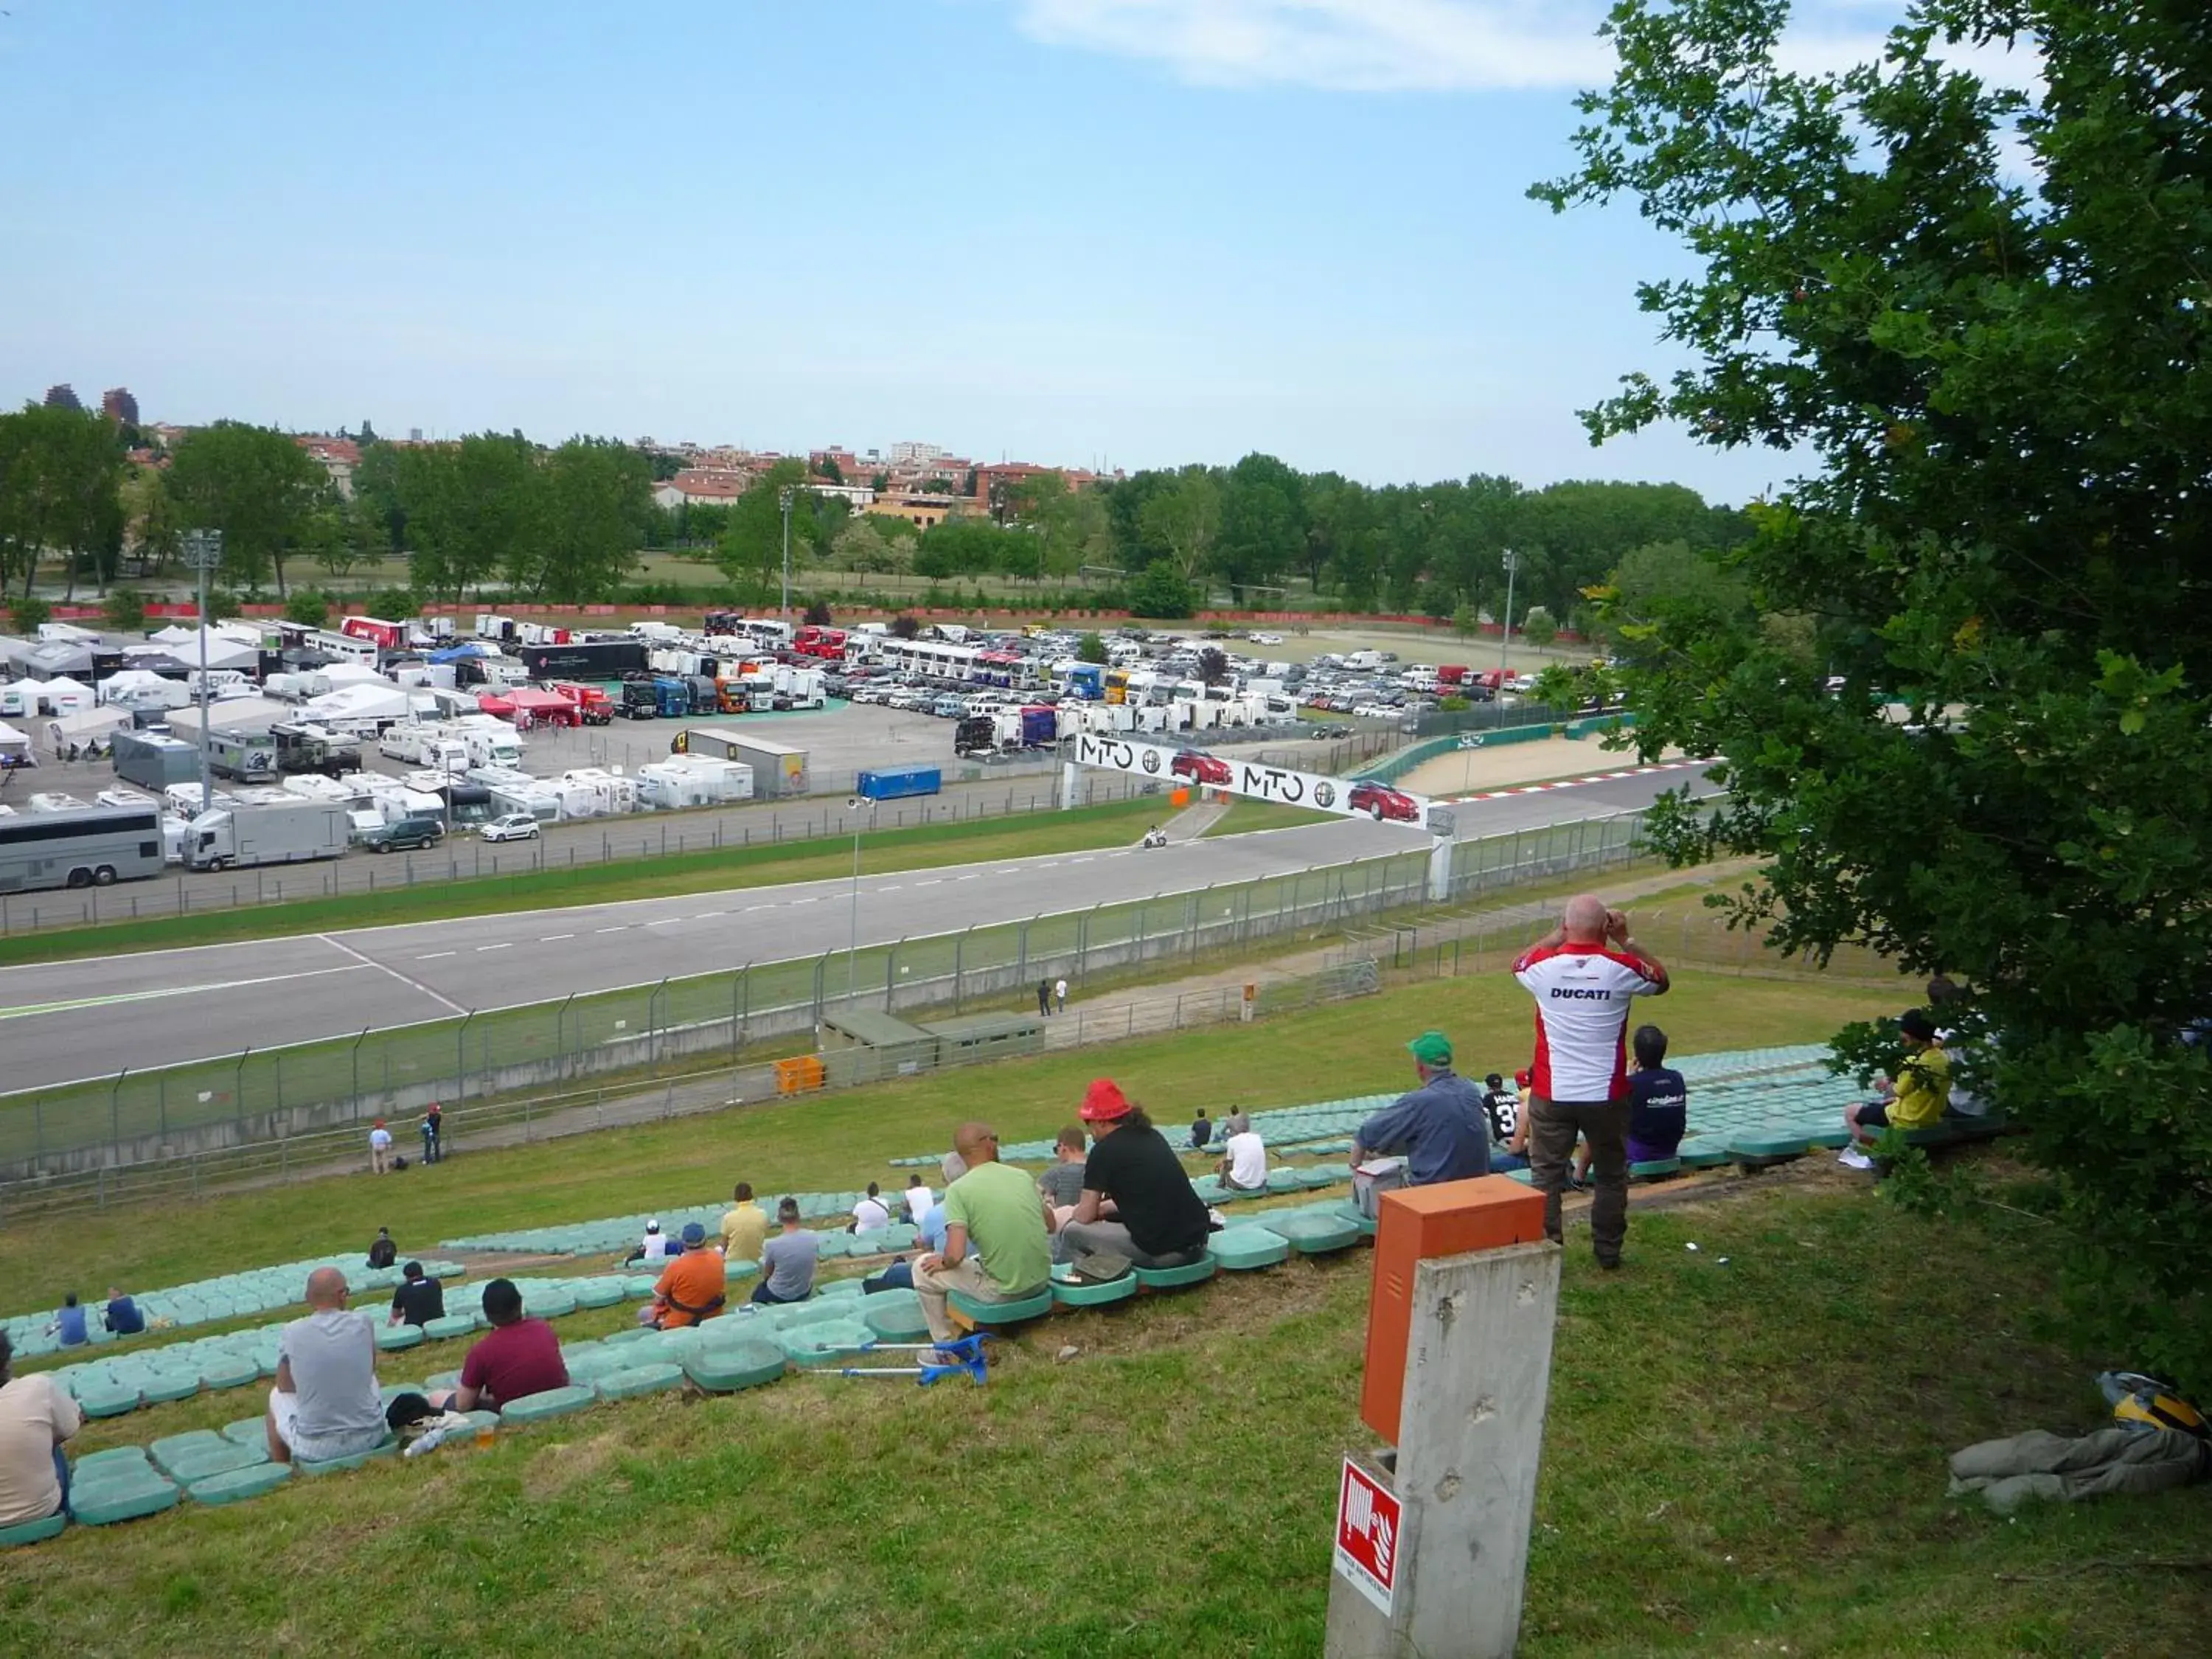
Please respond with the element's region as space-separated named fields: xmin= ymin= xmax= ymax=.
xmin=0 ymin=720 xmax=31 ymax=764
xmin=30 ymin=675 xmax=93 ymax=715
xmin=100 ymin=669 xmax=192 ymax=712
xmin=135 ymin=630 xmax=260 ymax=672
xmin=167 ymin=698 xmax=293 ymax=740
xmin=321 ymin=662 xmax=390 ymax=689
xmin=305 ymin=681 xmax=411 ymax=726
xmin=43 ymin=706 xmax=131 ymax=755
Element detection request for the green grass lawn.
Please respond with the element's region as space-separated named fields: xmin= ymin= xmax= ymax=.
xmin=0 ymin=799 xmax=1167 ymax=966
xmin=9 ymin=1180 xmax=2202 ymax=1655
xmin=1 ymin=970 xmax=1888 ymax=1321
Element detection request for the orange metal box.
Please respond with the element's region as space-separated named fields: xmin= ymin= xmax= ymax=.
xmin=1360 ymin=1176 xmax=1548 ymax=1443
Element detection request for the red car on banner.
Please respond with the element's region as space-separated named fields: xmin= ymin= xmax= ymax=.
xmin=1349 ymin=779 xmax=1422 ymax=823
xmin=1171 ymin=750 xmax=1232 ymax=786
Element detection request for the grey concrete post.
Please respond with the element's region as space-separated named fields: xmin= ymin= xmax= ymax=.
xmin=1324 ymin=1240 xmax=1562 ymax=1659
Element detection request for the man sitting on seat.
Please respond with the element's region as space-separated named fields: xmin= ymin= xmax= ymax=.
xmin=721 ymin=1183 xmax=768 ymax=1265
xmin=1037 ymin=1123 xmax=1088 ymax=1229
xmin=1188 ymin=1108 xmax=1213 ymax=1150
xmin=902 ymin=1174 xmax=934 ymax=1226
xmin=647 ymin=1224 xmax=726 ymax=1326
xmin=1483 ymin=1074 xmax=1531 ymax=1175
xmin=366 ymin=1227 xmax=397 ymax=1270
xmin=1058 ymin=1079 xmax=1214 ymax=1269
xmin=48 ymin=1295 xmax=88 ymax=1349
xmin=912 ymin=1121 xmax=1054 ymax=1351
xmin=1352 ymin=1032 xmax=1492 ymax=1189
xmin=102 ymin=1287 xmax=145 ymax=1338
xmin=428 ymin=1279 xmax=569 ymax=1415
xmin=637 ymin=1220 xmax=671 ymax=1263
xmin=1576 ymin=1023 xmax=1687 ymax=1183
xmin=265 ymin=1268 xmax=386 ymax=1466
xmin=749 ymin=1202 xmax=819 ymax=1307
xmin=0 ymin=1330 xmax=81 ymax=1527
xmin=1842 ymin=1009 xmax=1950 ymax=1167
xmin=852 ymin=1183 xmax=892 ymax=1234
xmin=388 ymin=1261 xmax=445 ymax=1327
xmin=1218 ymin=1121 xmax=1269 ymax=1194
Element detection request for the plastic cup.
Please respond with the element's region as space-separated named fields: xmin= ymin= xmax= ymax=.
xmin=474 ymin=1422 xmax=495 ymax=1449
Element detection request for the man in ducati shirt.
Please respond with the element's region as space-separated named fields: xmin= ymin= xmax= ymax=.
xmin=1511 ymin=894 xmax=1670 ymax=1269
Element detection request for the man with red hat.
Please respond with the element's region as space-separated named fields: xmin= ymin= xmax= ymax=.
xmin=1057 ymin=1079 xmax=1213 ymax=1269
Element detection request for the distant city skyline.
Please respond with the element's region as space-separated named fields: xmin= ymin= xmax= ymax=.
xmin=0 ymin=1 xmax=1961 ymax=505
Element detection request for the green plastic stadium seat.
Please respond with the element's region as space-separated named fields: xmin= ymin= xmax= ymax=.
xmin=1728 ymin=1130 xmax=1812 ymax=1165
xmin=164 ymin=1441 xmax=268 ymax=1485
xmin=1799 ymin=1127 xmax=1854 ymax=1150
xmin=1675 ymin=1138 xmax=1730 ymax=1169
xmin=779 ymin=1321 xmax=875 ymax=1366
xmin=1133 ymin=1257 xmax=1218 ymax=1290
xmin=150 ymin=1430 xmax=231 ymax=1476
xmin=295 ymin=1436 xmax=400 ymax=1475
xmin=421 ymin=1315 xmax=476 ymax=1342
xmin=1051 ymin=1272 xmax=1138 ymax=1310
xmin=450 ymin=1411 xmax=501 ymax=1442
xmin=0 ymin=1512 xmax=68 ymax=1547
xmin=423 ymin=1370 xmax=462 ymax=1393
xmin=375 ymin=1324 xmax=425 ymax=1352
xmin=1322 ymin=1201 xmax=1379 ymax=1239
xmin=685 ymin=1339 xmax=787 ymax=1393
xmin=623 ymin=1276 xmax=660 ymax=1299
xmin=187 ymin=1462 xmax=292 ymax=1506
xmin=574 ymin=1279 xmax=625 ymax=1309
xmin=501 ymin=1385 xmax=597 ymax=1425
xmin=1269 ymin=1214 xmax=1363 ymax=1255
xmin=595 ymin=1362 xmax=685 ymax=1400
xmin=532 ymin=1292 xmax=578 ymax=1320
xmin=430 ymin=1261 xmax=466 ymax=1279
xmin=1208 ymin=1228 xmax=1293 ymax=1271
xmin=198 ymin=1354 xmax=260 ymax=1391
xmin=72 ymin=1445 xmax=153 ymax=1477
xmin=1293 ymin=1168 xmax=1340 ymax=1190
xmin=140 ymin=1371 xmax=202 ymax=1405
xmin=817 ymin=1278 xmax=863 ymax=1299
xmin=775 ymin=1301 xmax=849 ymax=1333
xmin=601 ymin=1326 xmax=653 ymax=1348
xmin=70 ymin=1475 xmax=180 ymax=1526
xmin=1264 ymin=1169 xmax=1302 ymax=1193
xmin=1629 ymin=1158 xmax=1683 ymax=1180
xmin=860 ymin=1297 xmax=931 ymax=1343
xmin=222 ymin=1417 xmax=271 ymax=1447
xmin=947 ymin=1286 xmax=1055 ymax=1327
xmin=74 ymin=1381 xmax=142 ymax=1418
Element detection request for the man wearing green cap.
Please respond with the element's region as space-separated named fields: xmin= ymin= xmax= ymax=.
xmin=1350 ymin=1032 xmax=1492 ymax=1187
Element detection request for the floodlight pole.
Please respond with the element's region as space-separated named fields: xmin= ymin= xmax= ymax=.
xmin=1498 ymin=548 xmax=1519 ymax=684
xmin=778 ymin=485 xmax=795 ymax=627
xmin=182 ymin=529 xmax=225 ymax=816
xmin=844 ymin=795 xmax=876 ymax=1001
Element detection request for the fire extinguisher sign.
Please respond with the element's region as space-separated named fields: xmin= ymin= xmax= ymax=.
xmin=1332 ymin=1457 xmax=1401 ymax=1615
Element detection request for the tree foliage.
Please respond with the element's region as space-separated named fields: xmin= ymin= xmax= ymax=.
xmin=1077 ymin=631 xmax=1109 ymax=664
xmin=715 ymin=460 xmax=807 ymax=601
xmin=163 ymin=422 xmax=327 ymax=597
xmin=0 ymin=403 xmax=128 ymax=599
xmin=1538 ymin=0 xmax=2212 ymax=1382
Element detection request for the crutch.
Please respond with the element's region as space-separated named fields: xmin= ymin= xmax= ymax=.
xmin=833 ymin=1333 xmax=992 ymax=1387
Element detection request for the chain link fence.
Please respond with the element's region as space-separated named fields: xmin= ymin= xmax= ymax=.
xmin=0 ymin=810 xmax=1655 ymax=1197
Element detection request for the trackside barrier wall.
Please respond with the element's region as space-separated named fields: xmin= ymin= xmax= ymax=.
xmin=0 ymin=813 xmax=1651 ymax=1189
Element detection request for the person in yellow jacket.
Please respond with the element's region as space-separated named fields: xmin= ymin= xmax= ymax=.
xmin=1842 ymin=1009 xmax=1950 ymax=1162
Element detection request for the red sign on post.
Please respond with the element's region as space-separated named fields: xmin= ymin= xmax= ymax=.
xmin=1332 ymin=1458 xmax=1402 ymax=1615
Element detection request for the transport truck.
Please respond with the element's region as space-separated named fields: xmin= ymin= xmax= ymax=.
xmin=184 ymin=799 xmax=351 ymax=872
xmin=270 ymin=722 xmax=363 ymax=778
xmin=206 ymin=730 xmax=279 ymax=784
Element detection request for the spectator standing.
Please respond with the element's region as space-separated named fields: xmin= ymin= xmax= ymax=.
xmin=647 ymin=1224 xmax=726 ymax=1327
xmin=1055 ymin=976 xmax=1069 ymax=1014
xmin=366 ymin=1228 xmax=397 ymax=1270
xmin=0 ymin=1331 xmax=81 ymax=1527
xmin=388 ymin=1262 xmax=445 ymax=1327
xmin=750 ymin=1201 xmax=820 ymax=1307
xmin=368 ymin=1119 xmax=393 ymax=1176
xmin=1058 ymin=1079 xmax=1213 ymax=1268
xmin=420 ymin=1105 xmax=442 ymax=1166
xmin=430 ymin=1280 xmax=568 ymax=1414
xmin=912 ymin=1121 xmax=1054 ymax=1350
xmin=1511 ymin=895 xmax=1671 ymax=1270
xmin=102 ymin=1287 xmax=145 ymax=1338
xmin=265 ymin=1268 xmax=386 ymax=1466
xmin=721 ymin=1183 xmax=768 ymax=1264
xmin=1351 ymin=1032 xmax=1492 ymax=1191
xmin=49 ymin=1294 xmax=88 ymax=1349
xmin=1037 ymin=977 xmax=1053 ymax=1018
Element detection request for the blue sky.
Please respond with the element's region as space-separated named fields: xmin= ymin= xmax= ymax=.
xmin=0 ymin=1 xmax=1926 ymax=501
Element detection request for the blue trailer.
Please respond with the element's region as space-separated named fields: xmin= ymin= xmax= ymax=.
xmin=1020 ymin=706 xmax=1058 ymax=748
xmin=856 ymin=765 xmax=943 ymax=802
xmin=650 ymin=675 xmax=692 ymax=717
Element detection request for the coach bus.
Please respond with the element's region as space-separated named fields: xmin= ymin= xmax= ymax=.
xmin=0 ymin=804 xmax=167 ymax=893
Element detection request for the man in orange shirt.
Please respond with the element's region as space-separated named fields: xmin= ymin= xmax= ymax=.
xmin=645 ymin=1222 xmax=726 ymax=1328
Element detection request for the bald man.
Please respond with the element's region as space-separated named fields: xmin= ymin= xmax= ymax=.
xmin=910 ymin=1121 xmax=1054 ymax=1353
xmin=265 ymin=1267 xmax=388 ymax=1464
xmin=1512 ymin=894 xmax=1669 ymax=1270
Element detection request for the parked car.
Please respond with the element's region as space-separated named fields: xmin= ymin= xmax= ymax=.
xmin=1349 ymin=780 xmax=1423 ymax=824
xmin=361 ymin=815 xmax=445 ymax=853
xmin=479 ymin=812 xmax=541 ymax=844
xmin=1171 ymin=750 xmax=1232 ymax=786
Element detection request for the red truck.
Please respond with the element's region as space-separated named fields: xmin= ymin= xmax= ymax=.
xmin=793 ymin=625 xmax=848 ymax=661
xmin=546 ymin=682 xmax=613 ymax=725
xmin=1436 ymin=664 xmax=1469 ymax=687
xmin=340 ymin=616 xmax=407 ymax=652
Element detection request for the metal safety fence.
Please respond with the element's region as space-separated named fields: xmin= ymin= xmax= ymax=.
xmin=0 ymin=810 xmax=1654 ymax=1197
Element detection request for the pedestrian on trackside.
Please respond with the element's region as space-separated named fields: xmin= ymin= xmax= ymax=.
xmin=368 ymin=1119 xmax=392 ymax=1176
xmin=1055 ymin=976 xmax=1068 ymax=1014
xmin=1037 ymin=977 xmax=1052 ymax=1018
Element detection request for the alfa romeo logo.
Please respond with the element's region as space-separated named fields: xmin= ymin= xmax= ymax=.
xmin=1315 ymin=782 xmax=1336 ymax=808
xmin=1141 ymin=749 xmax=1162 ymax=773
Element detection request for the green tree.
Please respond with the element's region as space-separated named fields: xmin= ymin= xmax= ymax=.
xmin=1212 ymin=453 xmax=1306 ymax=604
xmin=1537 ymin=0 xmax=2212 ymax=1382
xmin=1077 ymin=631 xmax=1108 ymax=665
xmin=399 ymin=433 xmax=543 ymax=603
xmin=7 ymin=594 xmax=52 ymax=634
xmin=716 ymin=459 xmax=807 ymax=602
xmin=1519 ymin=605 xmax=1559 ymax=649
xmin=1138 ymin=466 xmax=1222 ymax=581
xmin=0 ymin=403 xmax=128 ymax=599
xmin=163 ymin=422 xmax=326 ymax=597
xmin=100 ymin=586 xmax=147 ymax=634
xmin=1127 ymin=560 xmax=1194 ymax=619
xmin=284 ymin=588 xmax=333 ymax=628
xmin=815 ymin=456 xmax=845 ymax=485
xmin=535 ymin=438 xmax=649 ymax=602
xmin=1197 ymin=645 xmax=1230 ymax=684
xmin=889 ymin=613 xmax=920 ymax=640
xmin=1450 ymin=601 xmax=1479 ymax=641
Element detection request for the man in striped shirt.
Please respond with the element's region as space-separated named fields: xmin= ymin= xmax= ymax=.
xmin=1512 ymin=894 xmax=1670 ymax=1269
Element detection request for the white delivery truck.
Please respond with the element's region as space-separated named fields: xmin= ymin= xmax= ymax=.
xmin=184 ymin=799 xmax=351 ymax=872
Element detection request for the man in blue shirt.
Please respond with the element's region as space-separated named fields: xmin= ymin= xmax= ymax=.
xmin=103 ymin=1287 xmax=145 ymax=1337
xmin=49 ymin=1295 xmax=88 ymax=1348
xmin=1352 ymin=1032 xmax=1492 ymax=1187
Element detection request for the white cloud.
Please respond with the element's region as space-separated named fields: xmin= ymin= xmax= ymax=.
xmin=1006 ymin=1 xmax=2039 ymax=95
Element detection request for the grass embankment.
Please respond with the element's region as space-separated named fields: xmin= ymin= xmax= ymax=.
xmin=0 ymin=799 xmax=1168 ymax=967
xmin=1200 ymin=799 xmax=1337 ymax=835
xmin=10 ymin=1183 xmax=2202 ymax=1652
xmin=1 ymin=971 xmax=1887 ymax=1318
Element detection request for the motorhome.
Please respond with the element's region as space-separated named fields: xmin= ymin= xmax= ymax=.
xmin=185 ymin=799 xmax=350 ymax=872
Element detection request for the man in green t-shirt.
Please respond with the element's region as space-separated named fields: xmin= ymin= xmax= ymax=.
xmin=912 ymin=1121 xmax=1054 ymax=1349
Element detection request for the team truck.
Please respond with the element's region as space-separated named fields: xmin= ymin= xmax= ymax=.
xmin=855 ymin=765 xmax=941 ymax=802
xmin=617 ymin=679 xmax=662 ymax=719
xmin=546 ymin=682 xmax=613 ymax=724
xmin=206 ymin=731 xmax=279 ymax=784
xmin=184 ymin=799 xmax=351 ymax=872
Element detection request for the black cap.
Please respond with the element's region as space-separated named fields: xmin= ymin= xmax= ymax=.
xmin=1899 ymin=1009 xmax=1937 ymax=1040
